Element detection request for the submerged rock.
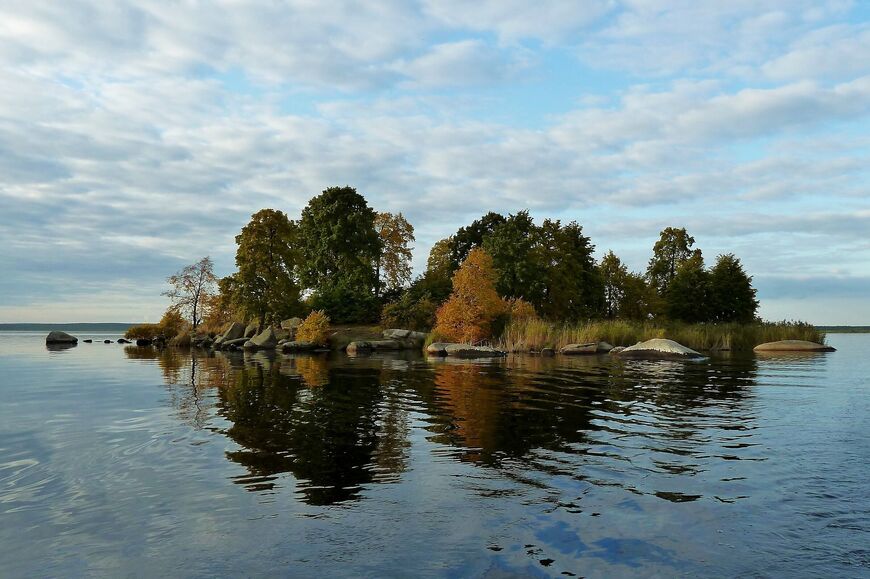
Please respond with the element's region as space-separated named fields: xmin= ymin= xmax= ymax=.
xmin=754 ymin=340 xmax=835 ymax=352
xmin=426 ymin=342 xmax=451 ymax=356
xmin=281 ymin=340 xmax=318 ymax=352
xmin=346 ymin=341 xmax=372 ymax=355
xmin=104 ymin=339 xmax=113 ymax=344
xmin=561 ymin=341 xmax=613 ymax=355
xmin=117 ymin=338 xmax=131 ymax=344
xmin=136 ymin=338 xmax=152 ymax=347
xmin=83 ymin=339 xmax=93 ymax=343
xmin=444 ymin=344 xmax=506 ymax=359
xmin=46 ymin=331 xmax=78 ymax=344
xmin=244 ymin=327 xmax=278 ymax=350
xmin=541 ymin=348 xmax=556 ymax=357
xmin=614 ymin=338 xmax=706 ymax=360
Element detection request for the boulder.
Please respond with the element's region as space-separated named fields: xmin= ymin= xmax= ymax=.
xmin=136 ymin=338 xmax=152 ymax=347
xmin=117 ymin=338 xmax=131 ymax=344
xmin=609 ymin=346 xmax=626 ymax=354
xmin=445 ymin=344 xmax=506 ymax=359
xmin=560 ymin=342 xmax=598 ymax=355
xmin=426 ymin=342 xmax=451 ymax=356
xmin=104 ymin=339 xmax=113 ymax=344
xmin=281 ymin=317 xmax=303 ymax=330
xmin=244 ymin=327 xmax=278 ymax=350
xmin=83 ymin=339 xmax=93 ymax=343
xmin=244 ymin=323 xmax=259 ymax=339
xmin=216 ymin=322 xmax=246 ymax=346
xmin=614 ymin=338 xmax=706 ymax=360
xmin=45 ymin=331 xmax=78 ymax=344
xmin=597 ymin=341 xmax=614 ymax=353
xmin=541 ymin=348 xmax=556 ymax=357
xmin=346 ymin=341 xmax=372 ymax=355
xmin=222 ymin=337 xmax=249 ymax=349
xmin=383 ymin=329 xmax=427 ymax=342
xmin=753 ymin=340 xmax=835 ymax=352
xmin=282 ymin=340 xmax=318 ymax=353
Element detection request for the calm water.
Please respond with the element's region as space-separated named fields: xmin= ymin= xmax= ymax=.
xmin=1 ymin=332 xmax=868 ymax=578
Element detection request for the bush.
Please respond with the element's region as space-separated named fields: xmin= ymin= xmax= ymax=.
xmin=296 ymin=310 xmax=331 ymax=346
xmin=381 ymin=292 xmax=438 ymax=331
xmin=124 ymin=323 xmax=162 ymax=340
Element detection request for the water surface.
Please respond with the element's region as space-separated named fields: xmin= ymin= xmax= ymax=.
xmin=1 ymin=331 xmax=868 ymax=577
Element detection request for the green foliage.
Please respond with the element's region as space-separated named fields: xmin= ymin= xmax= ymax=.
xmin=483 ymin=210 xmax=546 ymax=304
xmin=308 ymin=282 xmax=381 ymax=324
xmin=381 ymin=291 xmax=438 ymax=331
xmin=299 ymin=186 xmax=381 ymax=293
xmin=233 ymin=208 xmax=303 ymax=326
xmin=647 ymin=227 xmax=696 ymax=295
xmin=448 ymin=212 xmax=506 ymax=270
xmin=124 ymin=307 xmax=190 ymax=340
xmin=537 ymin=219 xmax=604 ymax=321
xmin=709 ymin=254 xmax=759 ymax=323
xmin=665 ymin=250 xmax=711 ymax=323
xmin=296 ymin=310 xmax=331 ymax=346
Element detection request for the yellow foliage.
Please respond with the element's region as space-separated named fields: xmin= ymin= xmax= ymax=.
xmin=506 ymin=297 xmax=538 ymax=322
xmin=296 ymin=310 xmax=331 ymax=346
xmin=434 ymin=248 xmax=507 ymax=343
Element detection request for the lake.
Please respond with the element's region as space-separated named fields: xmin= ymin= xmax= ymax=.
xmin=1 ymin=331 xmax=868 ymax=577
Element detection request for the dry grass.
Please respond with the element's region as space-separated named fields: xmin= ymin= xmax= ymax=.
xmin=495 ymin=318 xmax=824 ymax=352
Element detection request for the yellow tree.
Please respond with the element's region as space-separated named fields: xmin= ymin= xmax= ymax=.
xmin=374 ymin=212 xmax=415 ymax=297
xmin=434 ymin=248 xmax=506 ymax=343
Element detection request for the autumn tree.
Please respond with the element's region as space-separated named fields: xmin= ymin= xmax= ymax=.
xmin=233 ymin=209 xmax=303 ymax=327
xmin=709 ymin=254 xmax=759 ymax=323
xmin=434 ymin=247 xmax=506 ymax=343
xmin=374 ymin=212 xmax=415 ymax=297
xmin=162 ymin=256 xmax=218 ymax=331
xmin=647 ymin=227 xmax=696 ymax=295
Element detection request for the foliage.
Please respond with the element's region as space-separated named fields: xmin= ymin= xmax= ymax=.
xmin=124 ymin=324 xmax=162 ymax=340
xmin=665 ymin=250 xmax=711 ymax=323
xmin=233 ymin=209 xmax=303 ymax=326
xmin=162 ymin=256 xmax=218 ymax=330
xmin=709 ymin=254 xmax=759 ymax=323
xmin=298 ymin=186 xmax=381 ymax=313
xmin=200 ymin=276 xmax=240 ymax=335
xmin=537 ymin=219 xmax=603 ymax=321
xmin=124 ymin=307 xmax=190 ymax=340
xmin=411 ymin=237 xmax=455 ymax=303
xmin=381 ymin=292 xmax=438 ymax=331
xmin=448 ymin=212 xmax=506 ymax=270
xmin=308 ymin=282 xmax=381 ymax=324
xmin=374 ymin=212 xmax=415 ymax=296
xmin=506 ymin=297 xmax=538 ymax=322
xmin=296 ymin=310 xmax=331 ymax=346
xmin=647 ymin=227 xmax=696 ymax=295
xmin=483 ymin=211 xmax=545 ymax=304
xmin=434 ymin=248 xmax=507 ymax=343
xmin=497 ymin=318 xmax=825 ymax=353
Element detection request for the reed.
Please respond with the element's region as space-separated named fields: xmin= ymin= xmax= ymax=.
xmin=495 ymin=318 xmax=824 ymax=353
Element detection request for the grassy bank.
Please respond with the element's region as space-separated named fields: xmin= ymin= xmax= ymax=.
xmin=496 ymin=319 xmax=824 ymax=353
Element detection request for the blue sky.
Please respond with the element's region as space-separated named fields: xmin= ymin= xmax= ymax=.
xmin=1 ymin=0 xmax=868 ymax=324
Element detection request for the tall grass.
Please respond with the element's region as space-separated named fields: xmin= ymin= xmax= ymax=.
xmin=496 ymin=318 xmax=823 ymax=353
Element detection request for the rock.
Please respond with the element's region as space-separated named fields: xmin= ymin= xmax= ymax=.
xmin=281 ymin=340 xmax=318 ymax=352
xmin=753 ymin=340 xmax=835 ymax=352
xmin=609 ymin=346 xmax=626 ymax=354
xmin=426 ymin=342 xmax=451 ymax=356
xmin=346 ymin=341 xmax=372 ymax=355
xmin=45 ymin=331 xmax=78 ymax=344
xmin=136 ymin=338 xmax=152 ymax=347
xmin=560 ymin=341 xmax=613 ymax=355
xmin=104 ymin=339 xmax=113 ymax=344
xmin=117 ymin=338 xmax=131 ymax=344
xmin=281 ymin=317 xmax=303 ymax=330
xmin=83 ymin=339 xmax=93 ymax=343
xmin=383 ymin=329 xmax=427 ymax=342
xmin=614 ymin=338 xmax=706 ymax=360
xmin=244 ymin=323 xmax=259 ymax=339
xmin=244 ymin=327 xmax=278 ymax=350
xmin=215 ymin=322 xmax=246 ymax=347
xmin=445 ymin=344 xmax=506 ymax=358
xmin=541 ymin=348 xmax=556 ymax=357
xmin=222 ymin=337 xmax=250 ymax=349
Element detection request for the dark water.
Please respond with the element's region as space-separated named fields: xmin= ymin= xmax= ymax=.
xmin=1 ymin=332 xmax=868 ymax=578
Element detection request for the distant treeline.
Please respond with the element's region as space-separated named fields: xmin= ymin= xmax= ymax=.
xmin=0 ymin=323 xmax=134 ymax=332
xmin=817 ymin=326 xmax=870 ymax=333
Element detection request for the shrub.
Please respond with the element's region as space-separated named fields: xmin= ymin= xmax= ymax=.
xmin=124 ymin=323 xmax=162 ymax=340
xmin=506 ymin=297 xmax=538 ymax=322
xmin=381 ymin=292 xmax=438 ymax=331
xmin=308 ymin=284 xmax=380 ymax=324
xmin=296 ymin=310 xmax=331 ymax=346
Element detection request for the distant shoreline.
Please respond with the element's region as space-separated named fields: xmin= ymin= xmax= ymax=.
xmin=0 ymin=323 xmax=134 ymax=332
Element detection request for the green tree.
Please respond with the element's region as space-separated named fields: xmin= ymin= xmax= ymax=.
xmin=449 ymin=212 xmax=506 ymax=270
xmin=665 ymin=249 xmax=711 ymax=323
xmin=599 ymin=251 xmax=659 ymax=320
xmin=600 ymin=251 xmax=627 ymax=319
xmin=374 ymin=212 xmax=415 ymax=297
xmin=709 ymin=254 xmax=759 ymax=323
xmin=233 ymin=209 xmax=303 ymax=327
xmin=538 ymin=219 xmax=604 ymax=321
xmin=410 ymin=237 xmax=455 ymax=303
xmin=162 ymin=256 xmax=218 ymax=330
xmin=483 ymin=210 xmax=545 ymax=304
xmin=298 ymin=186 xmax=382 ymax=322
xmin=647 ymin=227 xmax=696 ymax=295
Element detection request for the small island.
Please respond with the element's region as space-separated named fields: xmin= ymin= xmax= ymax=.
xmin=119 ymin=186 xmax=828 ymax=358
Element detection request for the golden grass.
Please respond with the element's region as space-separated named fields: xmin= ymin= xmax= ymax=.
xmin=495 ymin=318 xmax=824 ymax=352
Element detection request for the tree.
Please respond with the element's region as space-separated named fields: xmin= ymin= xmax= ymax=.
xmin=233 ymin=209 xmax=303 ymax=327
xmin=647 ymin=227 xmax=696 ymax=295
xmin=709 ymin=254 xmax=759 ymax=323
xmin=298 ymin=186 xmax=382 ymax=321
xmin=598 ymin=251 xmax=659 ymax=320
xmin=483 ymin=211 xmax=545 ymax=304
xmin=449 ymin=212 xmax=506 ymax=270
xmin=434 ymin=248 xmax=506 ymax=343
xmin=374 ymin=212 xmax=415 ymax=297
xmin=410 ymin=237 xmax=455 ymax=303
xmin=538 ymin=219 xmax=604 ymax=321
xmin=162 ymin=256 xmax=218 ymax=331
xmin=665 ymin=249 xmax=711 ymax=323
xmin=600 ymin=251 xmax=628 ymax=319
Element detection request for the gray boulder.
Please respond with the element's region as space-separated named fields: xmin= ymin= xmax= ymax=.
xmin=383 ymin=329 xmax=427 ymax=342
xmin=244 ymin=323 xmax=259 ymax=338
xmin=609 ymin=346 xmax=626 ymax=354
xmin=243 ymin=327 xmax=278 ymax=350
xmin=46 ymin=331 xmax=78 ymax=344
xmin=426 ymin=342 xmax=451 ymax=356
xmin=215 ymin=322 xmax=246 ymax=346
xmin=754 ymin=340 xmax=835 ymax=352
xmin=560 ymin=341 xmax=613 ymax=355
xmin=445 ymin=344 xmax=506 ymax=359
xmin=346 ymin=341 xmax=372 ymax=355
xmin=282 ymin=340 xmax=318 ymax=352
xmin=614 ymin=338 xmax=706 ymax=360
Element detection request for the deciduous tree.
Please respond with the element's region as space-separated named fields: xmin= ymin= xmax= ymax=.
xmin=162 ymin=256 xmax=218 ymax=330
xmin=647 ymin=227 xmax=696 ymax=295
xmin=434 ymin=248 xmax=506 ymax=343
xmin=665 ymin=249 xmax=710 ymax=323
xmin=374 ymin=212 xmax=415 ymax=297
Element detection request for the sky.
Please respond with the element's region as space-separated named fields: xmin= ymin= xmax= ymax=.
xmin=1 ymin=0 xmax=869 ymax=325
